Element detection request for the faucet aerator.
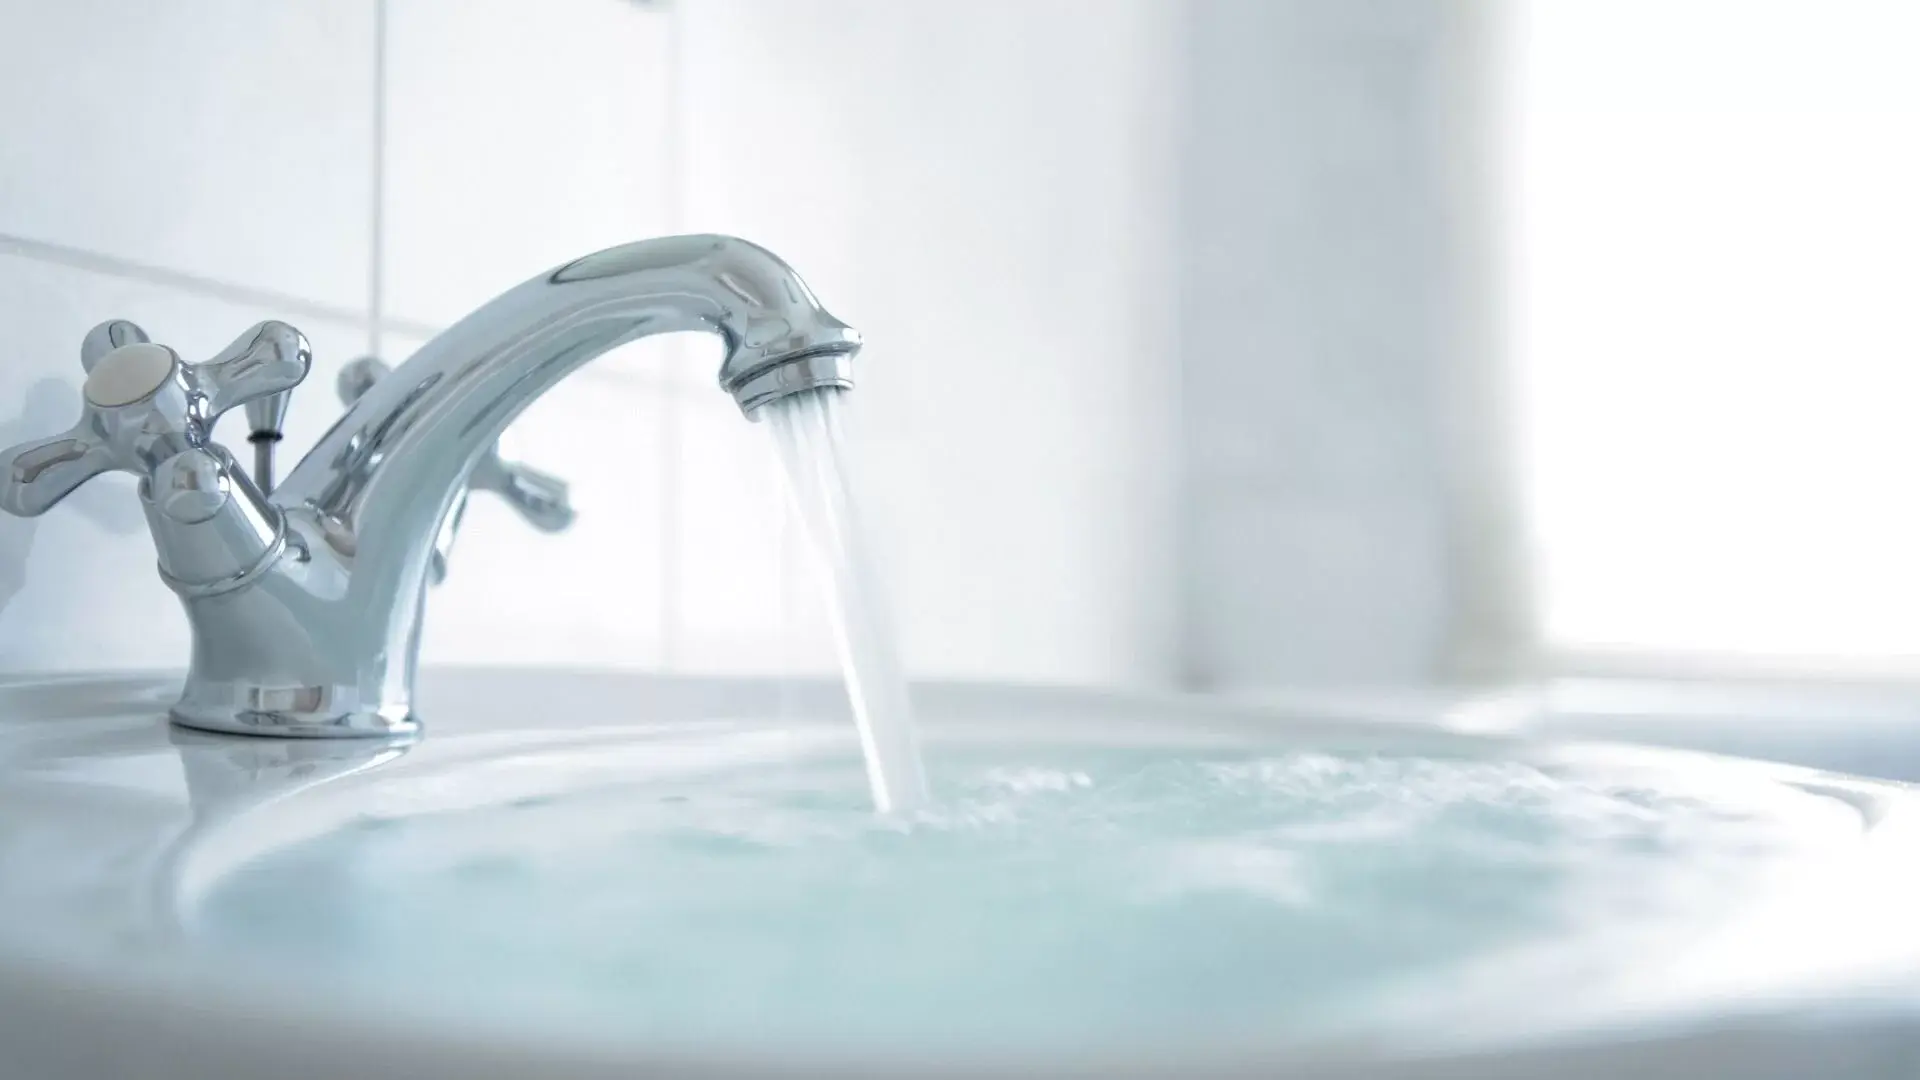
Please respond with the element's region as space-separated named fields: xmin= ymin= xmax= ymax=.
xmin=725 ymin=348 xmax=859 ymax=417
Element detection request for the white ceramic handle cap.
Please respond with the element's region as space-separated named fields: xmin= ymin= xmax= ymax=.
xmin=83 ymin=343 xmax=176 ymax=408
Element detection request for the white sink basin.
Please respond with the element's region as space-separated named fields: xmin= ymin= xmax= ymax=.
xmin=3 ymin=669 xmax=1919 ymax=1079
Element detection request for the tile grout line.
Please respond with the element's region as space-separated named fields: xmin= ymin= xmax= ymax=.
xmin=658 ymin=1 xmax=686 ymax=672
xmin=0 ymin=231 xmax=375 ymax=335
xmin=367 ymin=0 xmax=389 ymax=358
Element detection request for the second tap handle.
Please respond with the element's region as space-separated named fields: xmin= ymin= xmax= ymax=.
xmin=469 ymin=457 xmax=575 ymax=532
xmin=337 ymin=356 xmax=388 ymax=405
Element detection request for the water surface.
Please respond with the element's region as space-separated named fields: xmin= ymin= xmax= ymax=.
xmin=198 ymin=743 xmax=1863 ymax=1054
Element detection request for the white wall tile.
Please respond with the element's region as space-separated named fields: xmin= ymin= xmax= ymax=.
xmin=0 ymin=0 xmax=1486 ymax=696
xmin=0 ymin=254 xmax=368 ymax=673
xmin=1186 ymin=489 xmax=1452 ymax=688
xmin=679 ymin=0 xmax=1184 ymax=688
xmin=382 ymin=0 xmax=674 ymax=339
xmin=380 ymin=332 xmax=673 ymax=669
xmin=0 ymin=1 xmax=376 ymax=310
xmin=1177 ymin=1 xmax=1476 ymax=689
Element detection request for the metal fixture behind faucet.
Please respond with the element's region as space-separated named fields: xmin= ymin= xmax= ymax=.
xmin=0 ymin=235 xmax=859 ymax=738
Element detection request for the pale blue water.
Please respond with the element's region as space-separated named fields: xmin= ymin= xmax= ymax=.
xmin=196 ymin=744 xmax=1858 ymax=1055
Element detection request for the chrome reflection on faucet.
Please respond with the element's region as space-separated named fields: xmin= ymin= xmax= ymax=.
xmin=0 ymin=236 xmax=861 ymax=738
xmin=335 ymin=356 xmax=575 ymax=584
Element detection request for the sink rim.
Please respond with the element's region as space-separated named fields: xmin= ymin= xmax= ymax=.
xmin=3 ymin=666 xmax=1920 ymax=1080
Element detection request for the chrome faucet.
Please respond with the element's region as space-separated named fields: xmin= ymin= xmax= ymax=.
xmin=335 ymin=355 xmax=575 ymax=584
xmin=0 ymin=235 xmax=859 ymax=738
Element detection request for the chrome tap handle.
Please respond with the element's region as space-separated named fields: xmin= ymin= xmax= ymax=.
xmin=79 ymin=319 xmax=151 ymax=372
xmin=337 ymin=356 xmax=574 ymax=580
xmin=0 ymin=322 xmax=310 ymax=520
xmin=336 ymin=355 xmax=385 ymax=404
xmin=2 ymin=340 xmax=189 ymax=516
xmin=469 ymin=455 xmax=576 ymax=532
xmin=193 ymin=321 xmax=311 ymax=422
xmin=0 ymin=422 xmax=118 ymax=517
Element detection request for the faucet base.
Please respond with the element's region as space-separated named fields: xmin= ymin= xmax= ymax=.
xmin=169 ymin=702 xmax=420 ymax=740
xmin=170 ymin=671 xmax=422 ymax=739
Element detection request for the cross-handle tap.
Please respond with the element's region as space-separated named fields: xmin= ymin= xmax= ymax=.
xmin=81 ymin=320 xmax=296 ymax=497
xmin=2 ymin=321 xmax=309 ymax=521
xmin=336 ymin=356 xmax=574 ymax=583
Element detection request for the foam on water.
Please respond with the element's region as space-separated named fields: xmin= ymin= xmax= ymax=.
xmin=196 ymin=742 xmax=1869 ymax=1056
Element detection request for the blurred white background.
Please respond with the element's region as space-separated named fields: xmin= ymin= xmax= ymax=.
xmin=1517 ymin=0 xmax=1920 ymax=675
xmin=0 ymin=0 xmax=1915 ymax=696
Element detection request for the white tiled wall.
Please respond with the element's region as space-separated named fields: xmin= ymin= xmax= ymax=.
xmin=0 ymin=1 xmax=377 ymax=310
xmin=1176 ymin=0 xmax=1499 ymax=690
xmin=0 ymin=0 xmax=1185 ymax=691
xmin=381 ymin=0 xmax=673 ymax=331
xmin=678 ymin=0 xmax=1184 ymax=688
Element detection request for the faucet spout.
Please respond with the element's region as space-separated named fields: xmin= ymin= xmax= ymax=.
xmin=168 ymin=235 xmax=860 ymax=738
